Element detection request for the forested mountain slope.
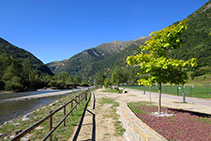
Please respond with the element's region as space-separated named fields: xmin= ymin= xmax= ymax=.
xmin=0 ymin=38 xmax=53 ymax=75
xmin=0 ymin=38 xmax=53 ymax=91
xmin=47 ymin=39 xmax=139 ymax=77
xmin=170 ymin=0 xmax=211 ymax=78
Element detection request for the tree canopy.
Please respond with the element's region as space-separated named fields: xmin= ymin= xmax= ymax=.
xmin=127 ymin=20 xmax=197 ymax=86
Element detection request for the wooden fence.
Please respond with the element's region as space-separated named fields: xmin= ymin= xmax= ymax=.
xmin=11 ymin=89 xmax=90 ymax=141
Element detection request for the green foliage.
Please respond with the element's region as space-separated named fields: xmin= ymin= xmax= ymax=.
xmin=0 ymin=38 xmax=53 ymax=76
xmin=45 ymin=72 xmax=89 ymax=89
xmin=5 ymin=76 xmax=25 ymax=92
xmin=47 ymin=38 xmax=148 ymax=81
xmin=169 ymin=1 xmax=211 ymax=78
xmin=0 ymin=52 xmax=53 ymax=91
xmin=0 ymin=38 xmax=88 ymax=91
xmin=111 ymin=66 xmax=127 ymax=86
xmin=95 ymin=71 xmax=106 ymax=87
xmin=0 ymin=37 xmax=54 ymax=91
xmin=74 ymin=76 xmax=82 ymax=85
xmin=104 ymin=78 xmax=112 ymax=88
xmin=209 ymin=32 xmax=211 ymax=37
xmin=127 ymin=21 xmax=197 ymax=86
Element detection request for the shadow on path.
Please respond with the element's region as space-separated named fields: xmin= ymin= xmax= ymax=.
xmin=72 ymin=92 xmax=96 ymax=141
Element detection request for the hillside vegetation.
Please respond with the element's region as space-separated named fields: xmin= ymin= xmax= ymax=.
xmin=170 ymin=0 xmax=211 ymax=79
xmin=0 ymin=38 xmax=53 ymax=91
xmin=47 ymin=37 xmax=148 ymax=79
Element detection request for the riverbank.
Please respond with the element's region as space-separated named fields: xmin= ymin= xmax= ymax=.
xmin=0 ymin=90 xmax=87 ymax=140
xmin=0 ymin=89 xmax=81 ymax=103
xmin=0 ymin=91 xmax=12 ymax=95
xmin=0 ymin=88 xmax=89 ymax=125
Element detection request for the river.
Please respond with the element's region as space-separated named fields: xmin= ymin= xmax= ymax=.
xmin=0 ymin=89 xmax=80 ymax=125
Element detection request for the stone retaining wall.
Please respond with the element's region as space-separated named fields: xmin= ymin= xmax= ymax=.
xmin=118 ymin=104 xmax=167 ymax=141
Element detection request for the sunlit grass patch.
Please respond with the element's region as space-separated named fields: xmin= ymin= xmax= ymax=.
xmin=99 ymin=97 xmax=125 ymax=136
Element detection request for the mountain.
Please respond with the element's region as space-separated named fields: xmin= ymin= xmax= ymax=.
xmin=0 ymin=38 xmax=53 ymax=75
xmin=48 ymin=0 xmax=211 ymax=82
xmin=170 ymin=0 xmax=211 ymax=78
xmin=0 ymin=37 xmax=53 ymax=91
xmin=47 ymin=39 xmax=145 ymax=78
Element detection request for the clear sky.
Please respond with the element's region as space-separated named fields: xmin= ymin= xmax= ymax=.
xmin=0 ymin=0 xmax=208 ymax=63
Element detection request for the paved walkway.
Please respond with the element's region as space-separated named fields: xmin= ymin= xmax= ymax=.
xmin=129 ymin=89 xmax=211 ymax=107
xmin=128 ymin=89 xmax=211 ymax=114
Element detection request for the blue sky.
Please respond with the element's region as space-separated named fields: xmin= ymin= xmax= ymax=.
xmin=0 ymin=0 xmax=208 ymax=63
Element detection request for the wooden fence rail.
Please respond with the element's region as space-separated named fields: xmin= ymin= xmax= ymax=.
xmin=11 ymin=89 xmax=90 ymax=141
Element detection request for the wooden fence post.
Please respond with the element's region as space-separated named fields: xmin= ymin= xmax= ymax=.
xmin=64 ymin=105 xmax=66 ymax=127
xmin=49 ymin=111 xmax=53 ymax=141
xmin=75 ymin=97 xmax=77 ymax=110
xmin=71 ymin=100 xmax=73 ymax=115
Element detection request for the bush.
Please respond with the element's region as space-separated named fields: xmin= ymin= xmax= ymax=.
xmin=5 ymin=76 xmax=25 ymax=92
xmin=0 ymin=80 xmax=5 ymax=90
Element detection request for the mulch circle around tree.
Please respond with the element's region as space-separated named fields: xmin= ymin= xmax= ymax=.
xmin=134 ymin=105 xmax=211 ymax=141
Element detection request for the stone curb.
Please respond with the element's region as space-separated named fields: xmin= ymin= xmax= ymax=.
xmin=119 ymin=103 xmax=167 ymax=141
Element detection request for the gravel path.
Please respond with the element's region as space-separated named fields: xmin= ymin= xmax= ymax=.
xmin=69 ymin=91 xmax=126 ymax=141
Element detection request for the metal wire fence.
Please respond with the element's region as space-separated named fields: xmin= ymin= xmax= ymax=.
xmin=123 ymin=84 xmax=211 ymax=98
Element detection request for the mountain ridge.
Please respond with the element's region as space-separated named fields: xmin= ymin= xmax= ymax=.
xmin=47 ymin=38 xmax=146 ymax=77
xmin=0 ymin=37 xmax=53 ymax=75
xmin=47 ymin=0 xmax=211 ymax=82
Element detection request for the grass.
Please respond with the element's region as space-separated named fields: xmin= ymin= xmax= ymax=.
xmin=188 ymin=73 xmax=211 ymax=84
xmin=0 ymin=90 xmax=91 ymax=141
xmin=128 ymin=101 xmax=156 ymax=115
xmin=99 ymin=98 xmax=125 ymax=136
xmin=122 ymin=85 xmax=211 ymax=98
xmin=101 ymin=88 xmax=123 ymax=93
xmin=194 ymin=117 xmax=211 ymax=124
xmin=201 ymin=117 xmax=211 ymax=124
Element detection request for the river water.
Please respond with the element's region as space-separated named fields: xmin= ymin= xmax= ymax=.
xmin=0 ymin=90 xmax=75 ymax=125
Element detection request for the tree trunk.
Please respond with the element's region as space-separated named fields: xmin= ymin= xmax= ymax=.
xmin=158 ymin=82 xmax=162 ymax=114
xmin=144 ymin=86 xmax=145 ymax=95
xmin=149 ymin=86 xmax=152 ymax=105
xmin=182 ymin=86 xmax=186 ymax=103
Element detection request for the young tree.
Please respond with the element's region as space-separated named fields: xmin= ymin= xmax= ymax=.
xmin=74 ymin=76 xmax=82 ymax=85
xmin=127 ymin=21 xmax=197 ymax=114
xmin=111 ymin=67 xmax=127 ymax=87
xmin=95 ymin=72 xmax=105 ymax=87
xmin=104 ymin=78 xmax=111 ymax=88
